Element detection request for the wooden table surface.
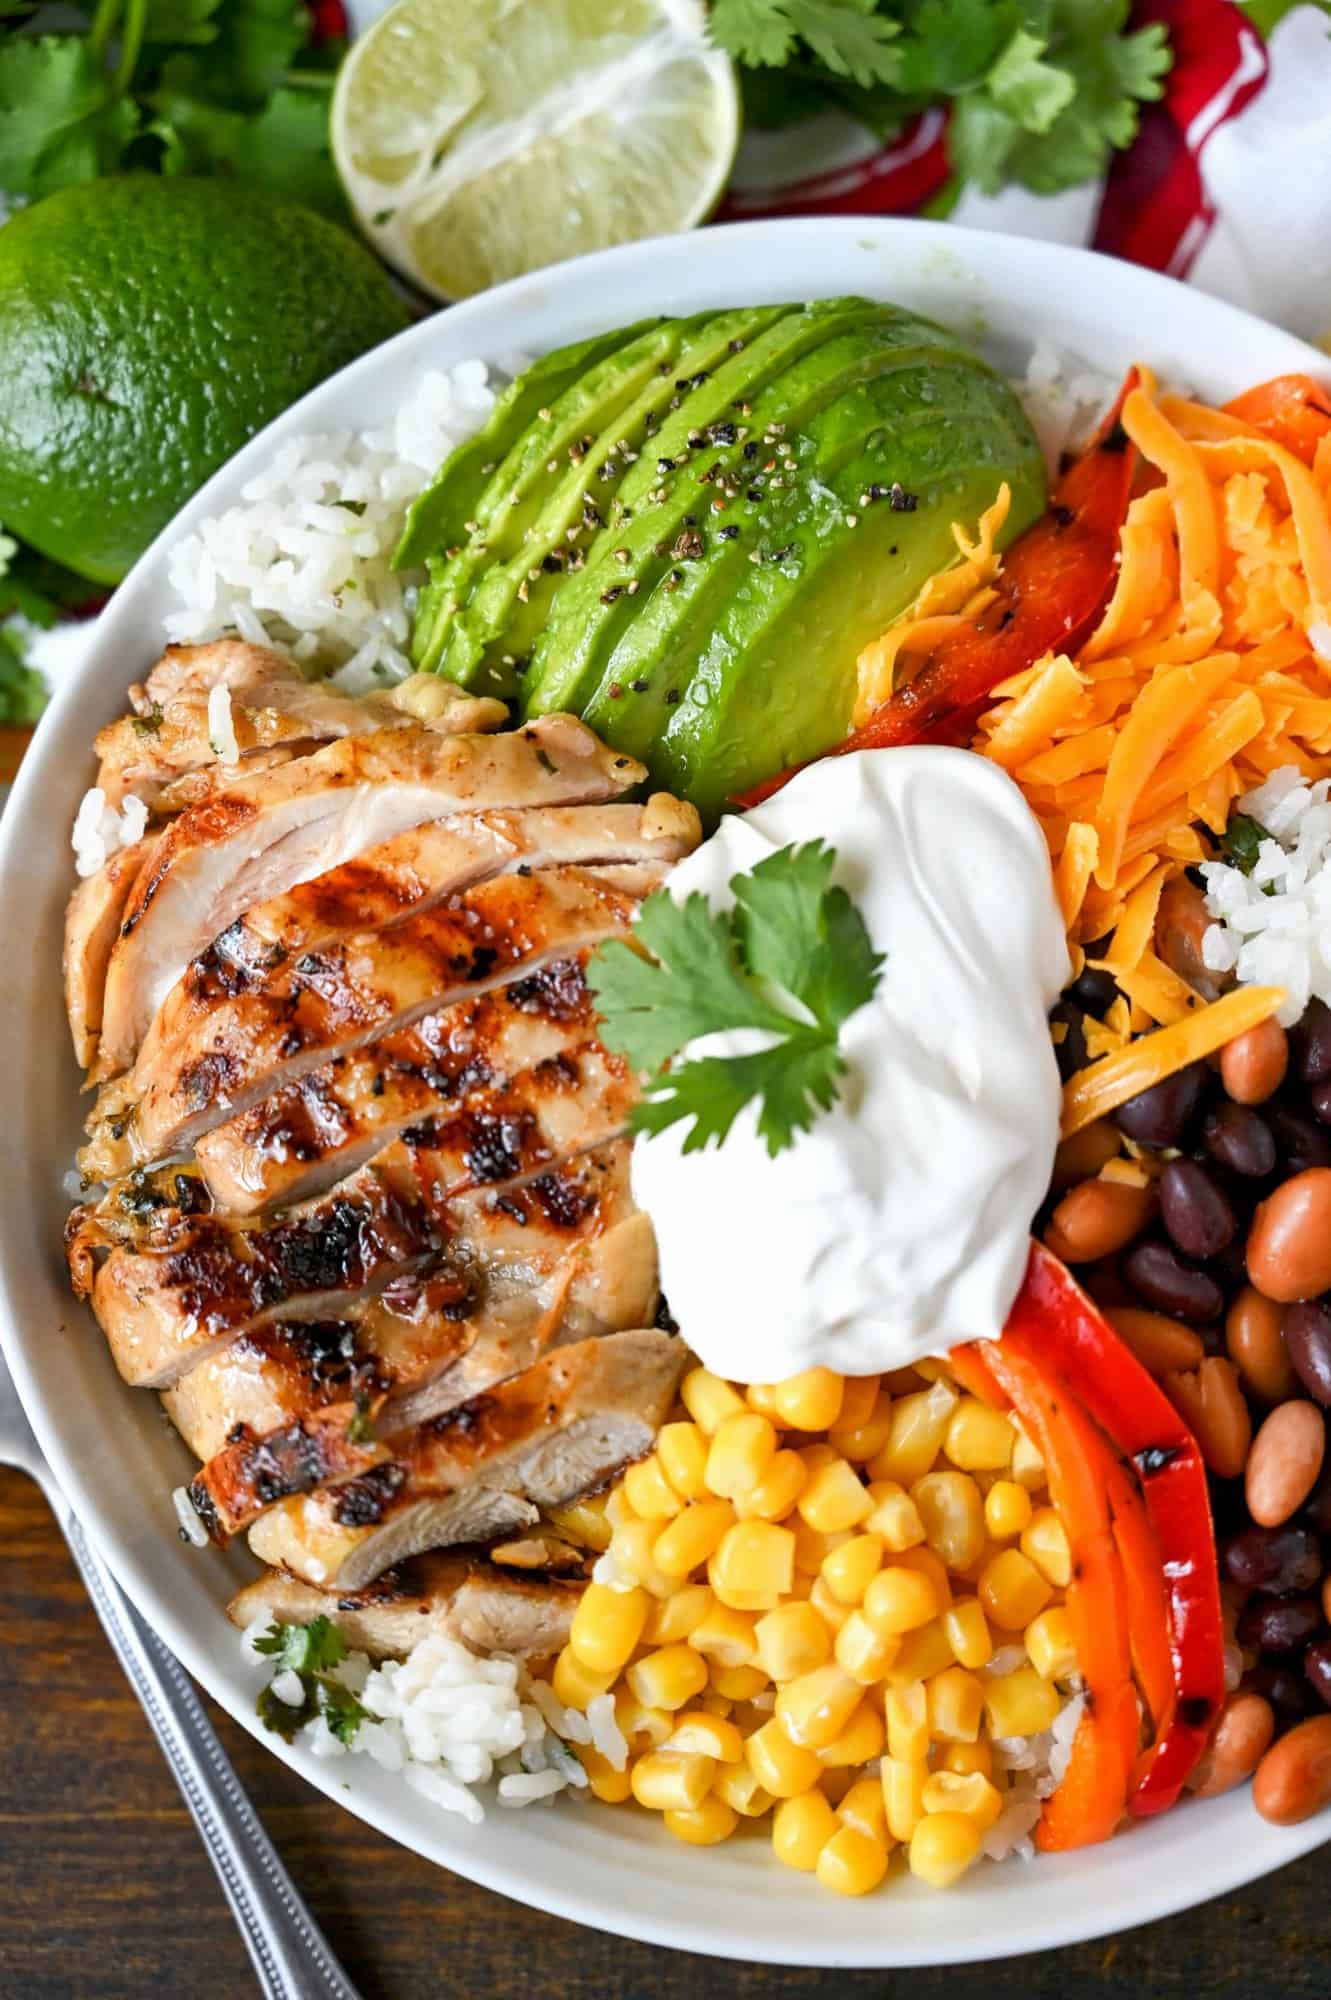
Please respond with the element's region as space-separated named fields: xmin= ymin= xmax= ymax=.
xmin=3 ymin=1463 xmax=1329 ymax=1999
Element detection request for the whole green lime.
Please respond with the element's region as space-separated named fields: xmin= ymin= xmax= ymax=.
xmin=0 ymin=177 xmax=411 ymax=584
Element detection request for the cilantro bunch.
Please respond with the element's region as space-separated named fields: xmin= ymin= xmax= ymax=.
xmin=709 ymin=0 xmax=1174 ymax=198
xmin=254 ymin=1615 xmax=368 ymax=1743
xmin=0 ymin=0 xmax=345 ymax=216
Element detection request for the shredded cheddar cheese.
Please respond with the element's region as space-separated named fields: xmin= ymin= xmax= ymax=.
xmin=1061 ymin=987 xmax=1287 ymax=1135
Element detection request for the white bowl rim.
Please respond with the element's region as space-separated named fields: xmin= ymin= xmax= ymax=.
xmin=3 ymin=214 xmax=1330 ymax=1966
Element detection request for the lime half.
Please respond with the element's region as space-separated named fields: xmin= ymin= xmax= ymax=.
xmin=332 ymin=0 xmax=738 ymax=301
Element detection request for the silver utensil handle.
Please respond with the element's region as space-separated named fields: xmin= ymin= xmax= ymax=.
xmin=58 ymin=1508 xmax=364 ymax=2000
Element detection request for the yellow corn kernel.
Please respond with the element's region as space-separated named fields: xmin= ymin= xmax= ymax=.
xmin=884 ymin=1619 xmax=955 ymax=1688
xmin=882 ymin=1755 xmax=930 ymax=1842
xmin=699 ymin=1689 xmax=733 ymax=1717
xmin=863 ymin=1481 xmax=927 ymax=1553
xmin=714 ymin=1762 xmax=773 ymax=1818
xmin=681 ymin=1368 xmax=748 ymax=1436
xmin=1010 ymin=1425 xmax=1047 ymax=1492
xmin=862 ymin=1564 xmax=940 ymax=1637
xmin=545 ymin=1496 xmax=612 ymax=1553
xmin=818 ymin=1699 xmax=885 ymax=1768
xmin=664 ymin=1796 xmax=739 ymax=1846
xmin=921 ymin=1770 xmax=1004 ymax=1830
xmin=816 ymin=1823 xmax=890 ymax=1896
xmin=945 ymin=1399 xmax=1015 ymax=1473
xmin=809 ymin=1573 xmax=853 ymax=1635
xmin=820 ymin=1765 xmax=856 ymax=1806
xmin=771 ymin=1789 xmax=838 ymax=1869
xmin=941 ymin=1597 xmax=993 ymax=1671
xmin=653 ymin=1498 xmax=736 ymax=1579
xmin=579 ymin=1745 xmax=632 ymax=1803
xmin=909 ymin=1811 xmax=983 ymax=1888
xmin=983 ymin=1479 xmax=1034 ymax=1542
xmin=834 ymin=1608 xmax=900 ymax=1683
xmin=837 ymin=1775 xmax=889 ymax=1844
xmin=551 ymin=1644 xmax=616 ymax=1710
xmin=709 ymin=1519 xmax=796 ymax=1611
xmin=626 ymin=1644 xmax=709 ymax=1712
xmin=656 ymin=1421 xmax=710 ymax=1502
xmin=884 ymin=1680 xmax=929 ymax=1762
xmin=606 ymin=1518 xmax=674 ymax=1596
xmin=568 ymin=1583 xmax=650 ymax=1674
xmin=926 ymin=1666 xmax=984 ymax=1744
xmin=938 ymin=1739 xmax=992 ymax=1779
xmin=868 ymin=1381 xmax=957 ymax=1487
xmin=1025 ymin=1605 xmax=1079 ymax=1681
xmin=614 ymin=1694 xmax=674 ymax=1753
xmin=829 ymin=1388 xmax=895 ymax=1465
xmin=831 ymin=1374 xmax=881 ymax=1436
xmin=689 ymin=1601 xmax=757 ymax=1668
xmin=797 ymin=1442 xmax=840 ymax=1475
xmin=734 ymin=1449 xmax=808 ymax=1523
xmin=753 ymin=1601 xmax=831 ymax=1682
xmin=747 ymin=1718 xmax=824 ymax=1799
xmin=623 ymin=1453 xmax=684 ymax=1520
xmin=775 ymin=1664 xmax=862 ymax=1749
xmin=770 ymin=1368 xmax=845 ymax=1432
xmin=791 ymin=1517 xmax=850 ymax=1576
xmin=711 ymin=1661 xmax=769 ymax=1701
xmin=797 ymin=1460 xmax=873 ymax=1534
xmin=913 ymin=1470 xmax=986 ymax=1572
xmin=820 ymin=1532 xmax=884 ymax=1605
xmin=705 ymin=1410 xmax=779 ymax=1500
xmin=630 ymin=1749 xmax=716 ymax=1812
xmin=744 ymin=1381 xmax=784 ymax=1419
xmin=604 ymin=1485 xmax=635 ymax=1533
xmin=984 ymin=1665 xmax=1062 ymax=1738
xmin=644 ymin=1583 xmax=714 ymax=1646
xmin=979 ymin=1548 xmax=1054 ymax=1631
xmin=1022 ymin=1507 xmax=1073 ymax=1588
xmin=913 ymin=1358 xmax=948 ymax=1382
xmin=890 ymin=1544 xmax=953 ymax=1606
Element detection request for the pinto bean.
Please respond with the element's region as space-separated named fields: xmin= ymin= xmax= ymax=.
xmin=1247 ymin=1170 xmax=1331 ymax=1303
xmin=1050 ymin=1118 xmax=1122 ymax=1193
xmin=1220 ymin=1018 xmax=1289 ymax=1105
xmin=1105 ymin=1306 xmax=1205 ymax=1376
xmin=1164 ymin=1358 xmax=1251 ymax=1478
xmin=1155 ymin=877 xmax=1225 ymax=999
xmin=1190 ymin=1693 xmax=1276 ymax=1799
xmin=1245 ymin=1401 xmax=1327 ymax=1528
xmin=1043 ymin=1177 xmax=1155 ymax=1264
xmin=1226 ymin=1285 xmax=1296 ymax=1403
xmin=1253 ymin=1715 xmax=1331 ymax=1824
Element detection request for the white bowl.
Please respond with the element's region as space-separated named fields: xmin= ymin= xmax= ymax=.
xmin=3 ymin=217 xmax=1328 ymax=1966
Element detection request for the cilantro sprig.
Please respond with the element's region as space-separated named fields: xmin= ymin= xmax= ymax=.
xmin=589 ymin=840 xmax=884 ymax=1158
xmin=254 ymin=1616 xmax=368 ymax=1744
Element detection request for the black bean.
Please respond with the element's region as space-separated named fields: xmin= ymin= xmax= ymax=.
xmin=1304 ymin=1637 xmax=1331 ymax=1709
xmin=1113 ymin=1060 xmax=1208 ymax=1147
xmin=1268 ymin=1104 xmax=1331 ymax=1173
xmin=1158 ymin=1159 xmax=1236 ymax=1258
xmin=1122 ymin=1239 xmax=1225 ymax=1322
xmin=1222 ymin=1523 xmax=1324 ymax=1594
xmin=1302 ymin=1459 xmax=1331 ymax=1534
xmin=1310 ymin=1077 xmax=1331 ymax=1127
xmin=1069 ymin=965 xmax=1121 ymax=1013
xmin=1248 ymin=1661 xmax=1321 ymax=1721
xmin=1050 ymin=1001 xmax=1088 ymax=1083
xmin=1284 ymin=1301 xmax=1331 ymax=1406
xmin=1292 ymin=997 xmax=1331 ymax=1084
xmin=1238 ymin=1593 xmax=1324 ymax=1653
xmin=1202 ymin=1101 xmax=1277 ymax=1178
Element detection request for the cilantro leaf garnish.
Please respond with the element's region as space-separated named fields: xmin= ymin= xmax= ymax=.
xmin=318 ymin=1679 xmax=369 ymax=1745
xmin=253 ymin=1614 xmax=347 ymax=1674
xmin=1221 ymin=812 xmax=1273 ymax=877
xmin=588 ymin=839 xmax=884 ymax=1158
xmin=254 ymin=1616 xmax=365 ymax=1745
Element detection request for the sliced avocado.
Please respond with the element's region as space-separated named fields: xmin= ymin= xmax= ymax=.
xmin=659 ymin=371 xmax=1045 ymax=819
xmin=394 ymin=319 xmax=661 ymax=570
xmin=519 ymin=298 xmax=949 ymax=722
xmin=421 ymin=306 xmax=796 ymax=698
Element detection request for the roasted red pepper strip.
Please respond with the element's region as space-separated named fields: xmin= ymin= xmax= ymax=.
xmin=735 ymin=370 xmax=1140 ymax=808
xmin=1005 ymin=1243 xmax=1225 ymax=1814
xmin=1225 ymin=374 xmax=1331 ymax=468
xmin=953 ymin=1334 xmax=1138 ymax=1851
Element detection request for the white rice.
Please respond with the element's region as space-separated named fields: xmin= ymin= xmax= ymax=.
xmin=1201 ymin=763 xmax=1331 ymax=1024
xmin=1016 ymin=339 xmax=1119 ymax=473
xmin=70 ymin=786 xmax=148 ymax=877
xmin=207 ymin=683 xmax=240 ymax=763
xmin=171 ymin=1484 xmax=210 ymax=1548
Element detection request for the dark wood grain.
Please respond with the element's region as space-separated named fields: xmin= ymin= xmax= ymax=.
xmin=3 ymin=1467 xmax=1330 ymax=2000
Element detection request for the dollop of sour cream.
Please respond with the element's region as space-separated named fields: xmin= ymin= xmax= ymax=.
xmin=631 ymin=747 xmax=1069 ymax=1381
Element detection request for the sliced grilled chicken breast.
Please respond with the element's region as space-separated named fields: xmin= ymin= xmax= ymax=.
xmin=95 ymin=715 xmax=641 ymax=1077
xmin=63 ymin=841 xmax=150 ymax=1069
xmin=243 ymin=1328 xmax=684 ymax=1589
xmin=84 ymin=863 xmax=657 ymax=1180
xmin=227 ymin=1553 xmax=580 ymax=1660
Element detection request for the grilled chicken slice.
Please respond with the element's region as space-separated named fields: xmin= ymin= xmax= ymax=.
xmin=84 ymin=863 xmax=658 ymax=1180
xmin=95 ymin=640 xmax=505 ymax=808
xmin=63 ymin=841 xmax=150 ymax=1069
xmin=95 ymin=714 xmax=641 ymax=1077
xmin=227 ymin=1553 xmax=581 ymax=1661
xmin=244 ymin=1328 xmax=684 ymax=1589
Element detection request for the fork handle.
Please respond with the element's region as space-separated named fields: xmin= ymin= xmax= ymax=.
xmin=57 ymin=1507 xmax=364 ymax=2000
